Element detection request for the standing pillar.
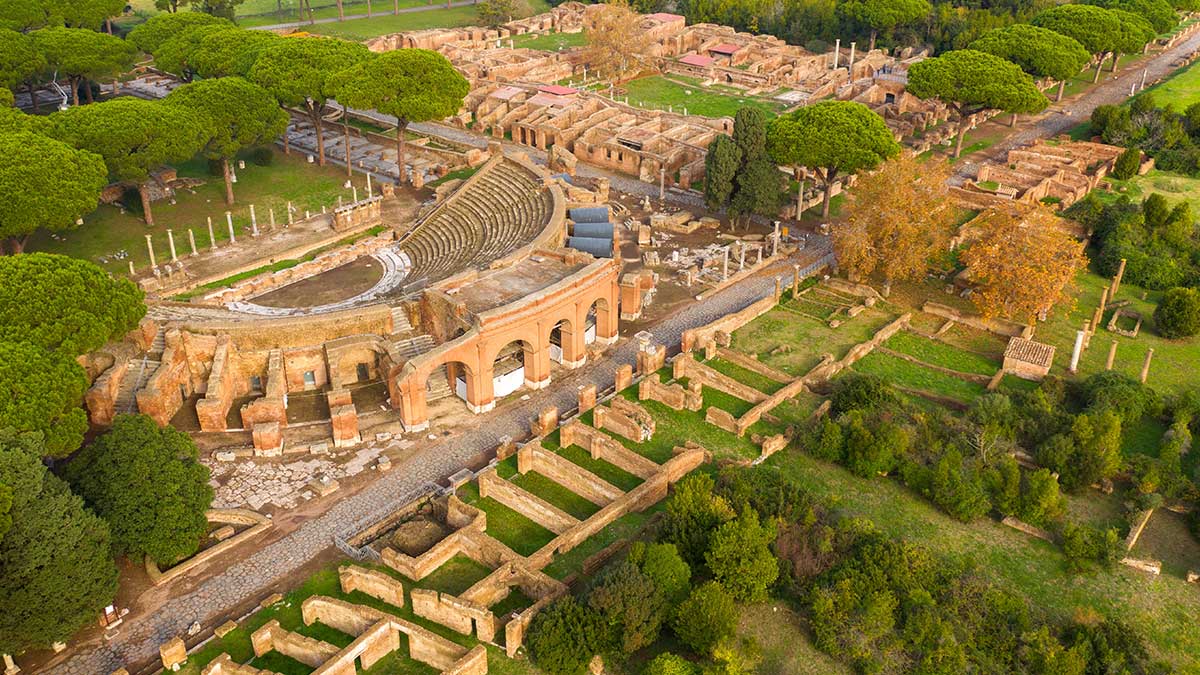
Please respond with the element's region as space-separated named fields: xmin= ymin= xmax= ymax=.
xmin=353 ymin=186 xmax=359 ymax=203
xmin=1140 ymin=68 xmax=1148 ymax=91
xmin=722 ymin=247 xmax=729 ymax=279
xmin=287 ymin=201 xmax=294 ymax=226
xmin=3 ymin=653 xmax=19 ymax=675
xmin=1098 ymin=287 xmax=1109 ymax=315
xmin=659 ymin=167 xmax=665 ymax=201
xmin=249 ymin=204 xmax=259 ymax=237
xmin=848 ymin=42 xmax=856 ymax=73
xmin=738 ymin=245 xmax=745 ymax=270
xmin=367 ymin=173 xmax=373 ymax=199
xmin=793 ymin=264 xmax=801 ymax=294
xmin=756 ymin=246 xmax=763 ymax=265
xmin=1111 ymin=258 xmax=1127 ymax=295
xmin=832 ymin=39 xmax=840 ymax=69
xmin=129 ymin=260 xmax=136 ymax=276
xmin=1068 ymin=328 xmax=1086 ymax=373
xmin=1140 ymin=348 xmax=1154 ymax=383
xmin=145 ymin=234 xmax=157 ymax=269
xmin=167 ymin=229 xmax=178 ymax=262
xmin=188 ymin=229 xmax=198 ymax=257
xmin=772 ymin=221 xmax=780 ymax=257
xmin=1106 ymin=340 xmax=1118 ymax=370
xmin=207 ymin=216 xmax=217 ymax=251
xmin=269 ymin=208 xmax=276 ymax=230
xmin=226 ymin=211 xmax=236 ymax=244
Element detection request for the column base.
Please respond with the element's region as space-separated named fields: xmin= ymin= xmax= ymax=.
xmin=596 ymin=334 xmax=618 ymax=346
xmin=561 ymin=356 xmax=587 ymax=369
xmin=468 ymin=400 xmax=495 ymax=414
xmin=333 ymin=434 xmax=361 ymax=448
xmin=525 ymin=377 xmax=551 ymax=390
xmin=401 ymin=419 xmax=429 ymax=433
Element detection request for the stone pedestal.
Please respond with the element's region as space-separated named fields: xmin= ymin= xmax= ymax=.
xmin=615 ymin=364 xmax=633 ymax=392
xmin=578 ymin=384 xmax=597 ymax=413
xmin=251 ymin=422 xmax=283 ymax=456
xmin=159 ymin=637 xmax=187 ymax=670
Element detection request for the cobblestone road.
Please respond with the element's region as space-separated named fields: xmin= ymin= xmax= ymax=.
xmin=42 ymin=265 xmax=794 ymax=675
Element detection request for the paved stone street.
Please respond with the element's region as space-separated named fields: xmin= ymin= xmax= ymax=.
xmin=43 ymin=262 xmax=793 ymax=675
xmin=208 ymin=441 xmax=399 ymax=510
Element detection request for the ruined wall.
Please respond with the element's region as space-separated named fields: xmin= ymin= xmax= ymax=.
xmin=638 ymin=373 xmax=702 ymax=411
xmin=478 ymin=468 xmax=580 ymax=534
xmin=673 ymin=352 xmax=767 ymax=403
xmin=559 ymin=420 xmax=659 ymax=479
xmin=516 ymin=444 xmax=622 ymax=506
xmin=339 ymin=565 xmax=405 ymax=608
xmin=411 ymin=588 xmax=496 ymax=642
xmin=251 ymin=620 xmax=340 ymax=667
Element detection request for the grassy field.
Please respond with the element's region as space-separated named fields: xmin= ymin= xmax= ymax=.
xmin=511 ymin=30 xmax=588 ymax=51
xmin=764 ymin=447 xmax=1200 ymax=671
xmin=883 ymin=330 xmax=1001 ymax=377
xmin=510 ymin=470 xmax=602 ymax=520
xmin=418 ymin=554 xmax=491 ymax=595
xmin=1138 ymin=52 xmax=1200 ymax=110
xmin=620 ymin=75 xmax=786 ymax=119
xmin=456 ymin=482 xmax=557 ymax=556
xmin=307 ymin=0 xmax=551 ymax=40
xmin=739 ymin=602 xmax=854 ymax=675
xmin=731 ymin=304 xmax=899 ymax=377
xmin=1106 ymin=169 xmax=1200 ymax=214
xmin=1033 ymin=269 xmax=1198 ymax=394
xmin=705 ymin=357 xmax=786 ymax=395
xmin=851 ymin=351 xmax=988 ymax=404
xmin=26 ymin=152 xmax=367 ymax=277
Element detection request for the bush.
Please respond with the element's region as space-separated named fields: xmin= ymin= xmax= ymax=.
xmin=251 ymin=146 xmax=274 ymax=166
xmin=715 ymin=465 xmax=815 ymax=524
xmin=1061 ymin=522 xmax=1122 ymax=573
xmin=842 ymin=414 xmax=907 ymax=478
xmin=661 ymin=474 xmax=735 ymax=567
xmin=672 ymin=582 xmax=739 ymax=656
xmin=705 ymin=507 xmax=779 ymax=602
xmin=929 ymin=450 xmax=990 ymax=522
xmin=587 ymin=561 xmax=667 ymax=655
xmin=830 ymin=373 xmax=896 ymax=415
xmin=644 ymin=653 xmax=697 ymax=675
xmin=1154 ymin=287 xmax=1200 ymax=338
xmin=1112 ymin=147 xmax=1141 ymax=180
xmin=985 ymin=455 xmax=1022 ymax=517
xmin=527 ymin=596 xmax=609 ymax=675
xmin=811 ymin=417 xmax=845 ymax=462
xmin=628 ymin=542 xmax=691 ymax=604
xmin=1019 ymin=469 xmax=1065 ymax=526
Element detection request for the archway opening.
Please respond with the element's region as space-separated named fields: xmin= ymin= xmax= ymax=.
xmin=489 ymin=339 xmax=535 ymax=399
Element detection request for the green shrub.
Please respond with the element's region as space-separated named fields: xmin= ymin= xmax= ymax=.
xmin=1112 ymin=147 xmax=1141 ymax=180
xmin=929 ymin=450 xmax=990 ymax=522
xmin=1154 ymin=287 xmax=1200 ymax=338
xmin=705 ymin=507 xmax=779 ymax=602
xmin=251 ymin=146 xmax=274 ymax=166
xmin=1019 ymin=468 xmax=1065 ymax=527
xmin=661 ymin=474 xmax=735 ymax=567
xmin=587 ymin=561 xmax=667 ymax=655
xmin=672 ymin=582 xmax=739 ymax=657
xmin=527 ymin=596 xmax=609 ymax=675
xmin=715 ymin=465 xmax=816 ymax=524
xmin=830 ymin=373 xmax=896 ymax=416
xmin=1060 ymin=522 xmax=1121 ymax=573
xmin=628 ymin=542 xmax=691 ymax=604
xmin=811 ymin=417 xmax=845 ymax=462
xmin=644 ymin=653 xmax=697 ymax=675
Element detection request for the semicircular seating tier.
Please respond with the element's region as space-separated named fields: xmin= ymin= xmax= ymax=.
xmin=398 ymin=156 xmax=559 ymax=284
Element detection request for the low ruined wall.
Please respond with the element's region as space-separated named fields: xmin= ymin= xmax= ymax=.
xmin=801 ymin=314 xmax=911 ymax=384
xmin=716 ymin=347 xmax=791 ymax=383
xmin=252 ymin=619 xmax=340 ymax=667
xmin=560 ymin=420 xmax=659 ymax=479
xmin=381 ymin=498 xmax=486 ymax=580
xmin=339 ymin=565 xmax=405 ymax=608
xmin=478 ymin=468 xmax=580 ymax=534
xmin=736 ymin=377 xmax=809 ymax=436
xmin=146 ymin=509 xmax=272 ymax=586
xmin=705 ymin=406 xmax=738 ymax=434
xmin=638 ymin=373 xmax=702 ymax=411
xmin=411 ymin=588 xmax=495 ymax=642
xmin=682 ymin=293 xmax=777 ymax=353
xmin=593 ymin=399 xmax=654 ymax=442
xmin=517 ymin=444 xmax=622 ymax=506
xmin=922 ymin=302 xmax=1031 ymax=339
xmin=673 ymin=352 xmax=768 ymax=404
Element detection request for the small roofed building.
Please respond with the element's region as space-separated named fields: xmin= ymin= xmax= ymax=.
xmin=1003 ymin=337 xmax=1056 ymax=380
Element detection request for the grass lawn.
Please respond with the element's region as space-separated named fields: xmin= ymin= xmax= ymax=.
xmin=851 ymin=351 xmax=987 ymax=404
xmin=883 ymin=330 xmax=1001 ymax=377
xmin=307 ymin=0 xmax=551 ymax=40
xmin=1131 ymin=509 xmax=1200 ymax=579
xmin=456 ymin=482 xmax=557 ymax=556
xmin=1123 ymin=415 xmax=1169 ymax=459
xmin=1033 ymin=269 xmax=1199 ymax=394
xmin=1105 ymin=169 xmax=1200 ymax=214
xmin=509 ymin=470 xmax=602 ymax=520
xmin=511 ymin=30 xmax=588 ymax=51
xmin=543 ymin=434 xmax=644 ymax=493
xmin=418 ymin=554 xmax=492 ymax=595
xmin=731 ymin=305 xmax=899 ymax=377
xmin=704 ymin=357 xmax=786 ymax=395
xmin=541 ymin=508 xmax=657 ymax=580
xmin=26 ymin=151 xmax=367 ymax=277
xmin=1137 ymin=52 xmax=1200 ymax=110
xmin=620 ymin=75 xmax=785 ymax=119
xmin=764 ymin=447 xmax=1200 ymax=671
xmin=616 ymin=386 xmax=763 ymax=463
xmin=739 ymin=601 xmax=853 ymax=675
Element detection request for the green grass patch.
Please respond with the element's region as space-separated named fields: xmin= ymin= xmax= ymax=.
xmin=456 ymin=482 xmax=557 ymax=556
xmin=1122 ymin=415 xmax=1168 ymax=459
xmin=705 ymin=357 xmax=785 ymax=395
xmin=545 ymin=437 xmax=643 ymax=492
xmin=731 ymin=305 xmax=899 ymax=377
xmin=851 ymin=351 xmax=987 ymax=403
xmin=427 ymin=166 xmax=480 ymax=187
xmin=618 ymin=387 xmax=761 ymax=463
xmin=620 ymin=75 xmax=785 ymax=119
xmin=883 ymin=331 xmax=1000 ymax=377
xmin=542 ymin=508 xmax=656 ymax=580
xmin=510 ymin=30 xmax=588 ymax=51
xmin=509 ymin=471 xmax=601 ymax=520
xmin=306 ymin=0 xmax=551 ymax=40
xmin=419 ymin=554 xmax=492 ymax=596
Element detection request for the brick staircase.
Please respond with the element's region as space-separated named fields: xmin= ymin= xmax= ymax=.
xmin=114 ymin=357 xmax=160 ymax=415
xmin=393 ymin=334 xmax=452 ymax=401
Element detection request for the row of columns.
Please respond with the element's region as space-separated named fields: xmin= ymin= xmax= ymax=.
xmin=139 ymin=203 xmax=297 ymax=277
xmin=1066 ymin=257 xmax=1153 ymax=382
xmin=831 ymin=39 xmax=858 ymax=74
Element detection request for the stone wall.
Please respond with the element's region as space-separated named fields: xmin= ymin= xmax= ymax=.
xmin=704 ymin=406 xmax=738 ymax=434
xmin=559 ymin=420 xmax=659 ymax=479
xmin=478 ymin=468 xmax=580 ymax=534
xmin=638 ymin=373 xmax=702 ymax=411
xmin=735 ymin=376 xmax=809 ymax=437
xmin=672 ymin=352 xmax=767 ymax=403
xmin=922 ymin=302 xmax=1031 ymax=339
xmin=517 ymin=444 xmax=622 ymax=506
xmin=682 ymin=293 xmax=776 ymax=353
xmin=251 ymin=619 xmax=340 ymax=667
xmin=339 ymin=565 xmax=405 ymax=608
xmin=594 ymin=400 xmax=654 ymax=442
xmin=410 ymin=588 xmax=495 ymax=642
xmin=715 ymin=347 xmax=791 ymax=383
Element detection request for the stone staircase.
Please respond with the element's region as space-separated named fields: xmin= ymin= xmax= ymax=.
xmin=148 ymin=326 xmax=166 ymax=358
xmin=392 ymin=334 xmax=452 ymax=401
xmin=390 ymin=306 xmax=413 ymax=334
xmin=114 ymin=357 xmax=160 ymax=415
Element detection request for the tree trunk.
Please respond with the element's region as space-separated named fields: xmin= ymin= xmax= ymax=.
xmin=1056 ymin=80 xmax=1066 ymax=102
xmin=85 ymin=80 xmax=94 ymax=104
xmin=139 ymin=183 xmax=155 ymax=226
xmin=106 ymin=18 xmax=112 ymax=33
xmin=820 ymin=168 xmax=836 ymax=219
xmin=394 ymin=0 xmax=399 ymax=14
xmin=396 ymin=120 xmax=408 ymax=183
xmin=27 ymin=82 xmax=39 ymax=113
xmin=1010 ymin=113 xmax=1017 ymax=127
xmin=869 ymin=30 xmax=877 ymax=52
xmin=367 ymin=0 xmax=372 ymax=17
xmin=311 ymin=107 xmax=327 ymax=166
xmin=795 ymin=167 xmax=805 ymax=222
xmin=1093 ymin=58 xmax=1104 ymax=83
xmin=954 ymin=123 xmax=967 ymax=158
xmin=1112 ymin=52 xmax=1121 ymax=73
xmin=344 ymin=117 xmax=353 ymax=177
xmin=223 ymin=158 xmax=236 ymax=205
xmin=70 ymin=76 xmax=79 ymax=107
xmin=336 ymin=0 xmax=344 ymax=20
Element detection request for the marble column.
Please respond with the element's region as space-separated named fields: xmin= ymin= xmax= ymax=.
xmin=207 ymin=216 xmax=217 ymax=251
xmin=145 ymin=234 xmax=157 ymax=269
xmin=226 ymin=211 xmax=236 ymax=244
xmin=188 ymin=229 xmax=198 ymax=256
